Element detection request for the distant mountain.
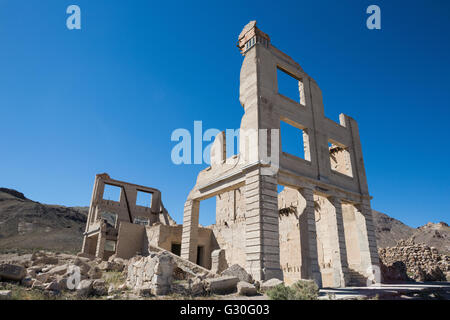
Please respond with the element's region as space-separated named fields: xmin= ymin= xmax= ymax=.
xmin=0 ymin=188 xmax=88 ymax=253
xmin=372 ymin=210 xmax=415 ymax=248
xmin=0 ymin=187 xmax=448 ymax=256
xmin=372 ymin=210 xmax=450 ymax=255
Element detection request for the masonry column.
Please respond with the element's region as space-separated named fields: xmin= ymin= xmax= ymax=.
xmin=328 ymin=196 xmax=350 ymax=287
xmin=244 ymin=169 xmax=282 ymax=281
xmin=298 ymin=187 xmax=322 ymax=286
xmin=355 ymin=200 xmax=380 ymax=282
xmin=181 ymin=199 xmax=200 ymax=263
xmin=95 ymin=222 xmax=106 ymax=260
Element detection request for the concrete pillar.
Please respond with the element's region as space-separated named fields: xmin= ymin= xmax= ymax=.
xmin=355 ymin=201 xmax=380 ymax=278
xmin=180 ymin=199 xmax=200 ymax=263
xmin=244 ymin=169 xmax=282 ymax=281
xmin=95 ymin=231 xmax=106 ymax=260
xmin=328 ymin=196 xmax=350 ymax=287
xmin=298 ymin=187 xmax=322 ymax=286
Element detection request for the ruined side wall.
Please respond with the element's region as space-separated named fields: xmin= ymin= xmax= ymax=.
xmin=278 ymin=187 xmax=306 ymax=285
xmin=116 ymin=222 xmax=145 ymax=259
xmin=211 ymin=187 xmax=247 ymax=268
xmin=314 ymin=195 xmax=336 ymax=287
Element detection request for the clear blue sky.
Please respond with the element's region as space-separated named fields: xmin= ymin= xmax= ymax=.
xmin=1 ymin=1 xmax=449 ymax=228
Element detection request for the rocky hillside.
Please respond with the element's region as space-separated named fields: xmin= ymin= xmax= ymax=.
xmin=0 ymin=188 xmax=88 ymax=253
xmin=0 ymin=187 xmax=448 ymax=256
xmin=372 ymin=210 xmax=415 ymax=248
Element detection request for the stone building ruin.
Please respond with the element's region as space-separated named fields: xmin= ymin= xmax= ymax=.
xmin=82 ymin=21 xmax=380 ymax=288
xmin=180 ymin=21 xmax=379 ymax=287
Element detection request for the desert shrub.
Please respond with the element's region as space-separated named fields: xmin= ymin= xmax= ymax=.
xmin=291 ymin=280 xmax=319 ymax=300
xmin=267 ymin=280 xmax=319 ymax=300
xmin=266 ymin=284 xmax=296 ymax=300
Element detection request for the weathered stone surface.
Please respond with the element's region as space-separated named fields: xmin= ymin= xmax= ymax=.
xmin=88 ymin=266 xmax=102 ymax=279
xmin=47 ymin=264 xmax=68 ymax=276
xmin=45 ymin=280 xmax=61 ymax=291
xmin=21 ymin=277 xmax=34 ymax=287
xmin=211 ymin=249 xmax=228 ymax=274
xmin=76 ymin=279 xmax=93 ymax=297
xmin=126 ymin=252 xmax=174 ymax=296
xmin=379 ymin=239 xmax=449 ymax=282
xmin=31 ymin=252 xmax=58 ymax=266
xmin=260 ymin=278 xmax=284 ymax=292
xmin=237 ymin=281 xmax=257 ymax=296
xmin=98 ymin=261 xmax=124 ymax=272
xmin=0 ymin=263 xmax=26 ymax=281
xmin=92 ymin=279 xmax=108 ymax=296
xmin=31 ymin=280 xmax=45 ymax=290
xmin=0 ymin=290 xmax=12 ymax=300
xmin=73 ymin=258 xmax=91 ymax=275
xmin=221 ymin=264 xmax=253 ymax=283
xmin=204 ymin=276 xmax=239 ymax=295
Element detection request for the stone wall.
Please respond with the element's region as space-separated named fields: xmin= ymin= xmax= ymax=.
xmin=379 ymin=239 xmax=450 ymax=282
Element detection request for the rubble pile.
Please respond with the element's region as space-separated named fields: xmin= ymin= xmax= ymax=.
xmin=378 ymin=238 xmax=450 ymax=282
xmin=0 ymin=249 xmax=263 ymax=299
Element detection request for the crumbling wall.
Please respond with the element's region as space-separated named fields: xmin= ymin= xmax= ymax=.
xmin=379 ymin=239 xmax=449 ymax=282
xmin=211 ymin=187 xmax=247 ymax=268
xmin=278 ymin=187 xmax=305 ymax=285
xmin=115 ymin=222 xmax=145 ymax=259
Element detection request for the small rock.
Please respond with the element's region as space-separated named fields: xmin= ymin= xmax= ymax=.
xmin=32 ymin=280 xmax=46 ymax=290
xmin=0 ymin=290 xmax=12 ymax=300
xmin=221 ymin=264 xmax=253 ymax=283
xmin=204 ymin=276 xmax=239 ymax=295
xmin=237 ymin=281 xmax=257 ymax=296
xmin=92 ymin=279 xmax=108 ymax=296
xmin=0 ymin=264 xmax=26 ymax=281
xmin=21 ymin=277 xmax=34 ymax=287
xmin=260 ymin=278 xmax=284 ymax=292
xmin=88 ymin=266 xmax=102 ymax=279
xmin=76 ymin=279 xmax=93 ymax=297
xmin=47 ymin=264 xmax=69 ymax=276
xmin=45 ymin=280 xmax=61 ymax=292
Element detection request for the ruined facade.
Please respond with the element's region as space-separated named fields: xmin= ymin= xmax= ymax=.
xmin=82 ymin=21 xmax=380 ymax=288
xmin=180 ymin=21 xmax=380 ymax=287
xmin=81 ymin=174 xmax=214 ymax=267
xmin=81 ymin=174 xmax=176 ymax=260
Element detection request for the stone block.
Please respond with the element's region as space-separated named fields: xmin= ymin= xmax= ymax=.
xmin=260 ymin=278 xmax=284 ymax=292
xmin=205 ymin=275 xmax=239 ymax=294
xmin=0 ymin=264 xmax=26 ymax=281
xmin=221 ymin=264 xmax=253 ymax=283
xmin=237 ymin=281 xmax=257 ymax=296
xmin=211 ymin=249 xmax=228 ymax=274
xmin=0 ymin=290 xmax=12 ymax=300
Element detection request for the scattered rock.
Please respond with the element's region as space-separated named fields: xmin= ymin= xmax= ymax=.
xmin=92 ymin=279 xmax=108 ymax=296
xmin=126 ymin=252 xmax=174 ymax=296
xmin=237 ymin=281 xmax=257 ymax=296
xmin=205 ymin=276 xmax=239 ymax=295
xmin=378 ymin=239 xmax=449 ymax=282
xmin=98 ymin=261 xmax=123 ymax=272
xmin=260 ymin=278 xmax=284 ymax=292
xmin=211 ymin=249 xmax=228 ymax=274
xmin=47 ymin=264 xmax=69 ymax=276
xmin=21 ymin=277 xmax=34 ymax=287
xmin=88 ymin=266 xmax=102 ymax=279
xmin=32 ymin=280 xmax=45 ymax=290
xmin=76 ymin=279 xmax=93 ymax=297
xmin=45 ymin=280 xmax=61 ymax=292
xmin=221 ymin=264 xmax=253 ymax=283
xmin=0 ymin=290 xmax=12 ymax=300
xmin=0 ymin=263 xmax=26 ymax=281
